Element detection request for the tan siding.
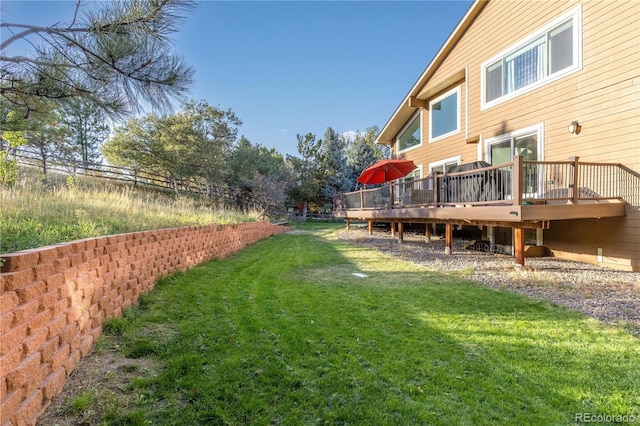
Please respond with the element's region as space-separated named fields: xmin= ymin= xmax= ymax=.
xmin=577 ymin=62 xmax=638 ymax=93
xmin=583 ymin=1 xmax=639 ymax=41
xmin=546 ymin=212 xmax=640 ymax=271
xmin=385 ymin=0 xmax=639 ymax=270
xmin=464 ymin=0 xmax=640 ymax=169
xmin=546 ymin=140 xmax=640 ymax=164
xmin=586 ymin=27 xmax=638 ymax=62
xmin=547 ymin=79 xmax=635 ymax=112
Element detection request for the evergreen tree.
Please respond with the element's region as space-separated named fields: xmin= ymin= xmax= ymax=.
xmin=286 ymin=133 xmax=321 ymax=216
xmin=23 ymin=112 xmax=74 ymax=175
xmin=346 ymin=126 xmax=385 ymax=187
xmin=62 ymin=98 xmax=110 ymax=167
xmin=317 ymin=127 xmax=350 ymax=205
xmin=1 ymin=0 xmax=195 ymax=126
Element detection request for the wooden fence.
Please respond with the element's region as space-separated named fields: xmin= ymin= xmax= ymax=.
xmin=2 ymin=143 xmax=259 ymax=209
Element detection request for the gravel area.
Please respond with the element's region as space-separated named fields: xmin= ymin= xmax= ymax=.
xmin=336 ymin=227 xmax=640 ymax=335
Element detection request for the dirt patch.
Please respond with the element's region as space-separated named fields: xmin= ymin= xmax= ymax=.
xmin=37 ymin=337 xmax=161 ymax=426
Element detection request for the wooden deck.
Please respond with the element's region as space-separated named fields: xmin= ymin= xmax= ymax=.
xmin=333 ymin=157 xmax=634 ymax=266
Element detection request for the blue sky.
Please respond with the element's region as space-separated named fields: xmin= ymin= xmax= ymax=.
xmin=1 ymin=0 xmax=472 ymax=157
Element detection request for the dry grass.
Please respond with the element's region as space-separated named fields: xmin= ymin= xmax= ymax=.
xmin=1 ymin=168 xmax=258 ymax=253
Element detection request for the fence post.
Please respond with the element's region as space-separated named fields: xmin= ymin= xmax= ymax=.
xmin=569 ymin=156 xmax=580 ymax=203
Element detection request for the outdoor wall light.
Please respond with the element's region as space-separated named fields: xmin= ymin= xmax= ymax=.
xmin=568 ymin=120 xmax=581 ymax=134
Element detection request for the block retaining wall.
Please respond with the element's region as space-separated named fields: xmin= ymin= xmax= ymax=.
xmin=0 ymin=222 xmax=287 ymax=425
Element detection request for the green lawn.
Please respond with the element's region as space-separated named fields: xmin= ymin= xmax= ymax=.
xmin=94 ymin=223 xmax=639 ymax=425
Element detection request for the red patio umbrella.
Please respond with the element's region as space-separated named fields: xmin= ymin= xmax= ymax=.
xmin=356 ymin=159 xmax=417 ymax=185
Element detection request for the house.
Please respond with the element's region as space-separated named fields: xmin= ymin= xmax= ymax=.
xmin=334 ymin=0 xmax=640 ymax=271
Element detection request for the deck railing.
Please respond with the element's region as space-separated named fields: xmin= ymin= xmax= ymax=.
xmin=334 ymin=156 xmax=639 ymax=212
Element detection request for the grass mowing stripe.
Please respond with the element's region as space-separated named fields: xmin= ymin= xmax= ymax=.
xmin=102 ymin=227 xmax=639 ymax=425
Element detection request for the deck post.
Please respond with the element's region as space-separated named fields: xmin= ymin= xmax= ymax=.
xmin=368 ymin=220 xmax=373 ymax=235
xmin=514 ymin=227 xmax=525 ymax=267
xmin=445 ymin=223 xmax=452 ymax=255
xmin=390 ymin=221 xmax=396 ymax=236
xmin=433 ymin=174 xmax=439 ymax=206
xmin=513 ymin=155 xmax=523 ymax=206
xmin=390 ymin=183 xmax=395 ymax=208
xmin=360 ymin=189 xmax=365 ymax=209
xmin=346 ymin=219 xmax=350 ymax=231
xmin=425 ymin=223 xmax=431 ymax=241
xmin=398 ymin=222 xmax=404 ymax=243
xmin=569 ymin=156 xmax=580 ymax=204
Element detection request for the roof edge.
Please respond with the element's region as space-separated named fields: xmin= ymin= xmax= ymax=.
xmin=376 ymin=0 xmax=487 ymax=145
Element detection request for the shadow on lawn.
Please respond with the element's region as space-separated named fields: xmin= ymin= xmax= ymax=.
xmin=39 ymin=228 xmax=640 ymax=425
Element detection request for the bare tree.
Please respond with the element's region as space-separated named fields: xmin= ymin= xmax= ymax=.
xmin=1 ymin=0 xmax=195 ymax=127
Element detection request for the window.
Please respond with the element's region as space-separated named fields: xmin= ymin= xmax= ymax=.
xmin=404 ymin=169 xmax=421 ymax=181
xmin=487 ymin=125 xmax=543 ymax=196
xmin=482 ymin=7 xmax=581 ymax=108
xmin=428 ymin=156 xmax=460 ymax=190
xmin=488 ymin=128 xmax=540 ymax=164
xmin=402 ymin=168 xmax=422 ymax=191
xmin=489 ymin=133 xmax=539 ymax=164
xmin=429 ymin=157 xmax=460 ymax=175
xmin=397 ymin=113 xmax=421 ymax=152
xmin=430 ymin=87 xmax=460 ymax=142
xmin=430 ymin=159 xmax=460 ymax=175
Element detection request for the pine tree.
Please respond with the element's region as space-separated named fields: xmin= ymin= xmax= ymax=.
xmin=62 ymin=99 xmax=109 ymax=167
xmin=318 ymin=127 xmax=350 ymax=204
xmin=1 ymin=0 xmax=195 ymax=127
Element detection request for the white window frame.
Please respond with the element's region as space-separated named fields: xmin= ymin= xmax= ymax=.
xmin=402 ymin=165 xmax=423 ymax=181
xmin=485 ymin=124 xmax=544 ymax=164
xmin=480 ymin=6 xmax=582 ymax=110
xmin=428 ymin=155 xmax=462 ymax=175
xmin=396 ymin=111 xmax=423 ymax=154
xmin=429 ymin=86 xmax=461 ymax=143
xmin=485 ymin=124 xmax=545 ymax=199
xmin=427 ymin=156 xmax=460 ymax=190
